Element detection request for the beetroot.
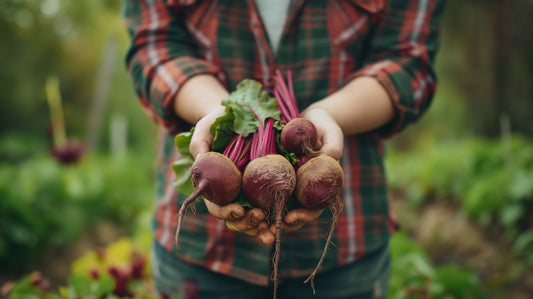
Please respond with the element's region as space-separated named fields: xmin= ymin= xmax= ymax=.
xmin=174 ymin=152 xmax=242 ymax=250
xmin=273 ymin=70 xmax=319 ymax=159
xmin=242 ymin=154 xmax=296 ymax=299
xmin=280 ymin=117 xmax=318 ymax=157
xmin=295 ymin=155 xmax=344 ymax=292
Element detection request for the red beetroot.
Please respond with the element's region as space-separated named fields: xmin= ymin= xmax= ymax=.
xmin=280 ymin=117 xmax=318 ymax=157
xmin=295 ymin=155 xmax=344 ymax=292
xmin=273 ymin=70 xmax=319 ymax=159
xmin=175 ymin=152 xmax=242 ymax=250
xmin=242 ymin=154 xmax=296 ymax=299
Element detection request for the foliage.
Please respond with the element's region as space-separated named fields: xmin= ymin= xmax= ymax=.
xmin=387 ymin=134 xmax=533 ymax=226
xmin=0 ymin=0 xmax=155 ymax=152
xmin=389 ymin=232 xmax=485 ymax=299
xmin=4 ymin=232 xmax=484 ymax=299
xmin=3 ymin=237 xmax=161 ymax=299
xmin=386 ymin=134 xmax=533 ymax=268
xmin=0 ymin=134 xmax=155 ymax=275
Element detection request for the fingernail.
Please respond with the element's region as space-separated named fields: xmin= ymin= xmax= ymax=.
xmin=230 ymin=212 xmax=240 ymax=219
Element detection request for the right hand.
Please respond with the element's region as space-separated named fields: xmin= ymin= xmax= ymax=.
xmin=188 ymin=105 xmax=226 ymax=159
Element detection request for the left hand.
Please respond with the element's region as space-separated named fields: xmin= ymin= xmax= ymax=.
xmin=301 ymin=106 xmax=344 ymax=160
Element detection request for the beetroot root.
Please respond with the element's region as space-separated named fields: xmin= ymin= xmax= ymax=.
xmin=280 ymin=117 xmax=319 ymax=157
xmin=295 ymin=155 xmax=344 ymax=293
xmin=242 ymin=154 xmax=296 ymax=299
xmin=175 ymin=152 xmax=242 ymax=250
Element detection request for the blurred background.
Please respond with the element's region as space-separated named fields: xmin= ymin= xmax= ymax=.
xmin=0 ymin=0 xmax=532 ymax=298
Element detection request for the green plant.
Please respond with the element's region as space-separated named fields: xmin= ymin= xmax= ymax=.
xmin=389 ymin=232 xmax=484 ymax=299
xmin=386 ymin=134 xmax=533 ymax=238
xmin=2 ymin=237 xmax=160 ymax=299
xmin=0 ymin=134 xmax=155 ymax=274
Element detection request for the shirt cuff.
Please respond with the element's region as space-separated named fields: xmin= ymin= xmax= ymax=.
xmin=347 ymin=60 xmax=413 ymax=138
xmin=149 ymin=56 xmax=221 ymax=134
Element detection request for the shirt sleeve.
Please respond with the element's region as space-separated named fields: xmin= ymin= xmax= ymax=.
xmin=123 ymin=0 xmax=221 ymax=134
xmin=348 ymin=0 xmax=445 ymax=138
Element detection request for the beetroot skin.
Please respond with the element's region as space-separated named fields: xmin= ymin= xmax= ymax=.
xmin=242 ymin=154 xmax=296 ymax=299
xmin=295 ymin=155 xmax=344 ymax=210
xmin=242 ymin=154 xmax=296 ymax=209
xmin=280 ymin=118 xmax=318 ymax=157
xmin=295 ymin=155 xmax=345 ymax=293
xmin=175 ymin=152 xmax=242 ymax=250
xmin=190 ymin=152 xmax=242 ymax=206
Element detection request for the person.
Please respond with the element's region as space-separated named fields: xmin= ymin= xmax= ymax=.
xmin=123 ymin=0 xmax=444 ymax=298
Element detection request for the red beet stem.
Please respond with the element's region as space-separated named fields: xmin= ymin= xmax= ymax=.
xmin=274 ymin=69 xmax=300 ymax=121
xmin=278 ymin=70 xmax=299 ymax=119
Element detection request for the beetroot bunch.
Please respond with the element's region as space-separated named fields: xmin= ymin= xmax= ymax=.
xmin=172 ymin=72 xmax=344 ymax=297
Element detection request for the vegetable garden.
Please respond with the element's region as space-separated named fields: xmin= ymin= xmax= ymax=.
xmin=1 ymin=0 xmax=533 ymax=298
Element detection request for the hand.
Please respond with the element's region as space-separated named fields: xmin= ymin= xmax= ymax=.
xmin=301 ymin=107 xmax=344 ymax=160
xmin=270 ymin=208 xmax=324 ymax=234
xmin=203 ymin=199 xmax=276 ymax=245
xmin=188 ymin=105 xmax=227 ymax=159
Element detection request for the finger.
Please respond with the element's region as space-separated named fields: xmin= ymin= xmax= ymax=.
xmin=189 ymin=120 xmax=214 ymax=159
xmin=269 ymin=208 xmax=325 ymax=233
xmin=189 ymin=106 xmax=226 ymax=158
xmin=284 ymin=208 xmax=324 ymax=224
xmin=316 ymin=124 xmax=343 ymax=160
xmin=270 ymin=222 xmax=304 ymax=234
xmin=204 ymin=201 xmax=245 ymax=221
xmin=223 ymin=209 xmax=266 ymax=232
xmin=258 ymin=222 xmax=275 ymax=245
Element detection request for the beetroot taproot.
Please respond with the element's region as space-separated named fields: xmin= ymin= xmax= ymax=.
xmin=242 ymin=154 xmax=296 ymax=299
xmin=175 ymin=152 xmax=242 ymax=250
xmin=295 ymin=155 xmax=344 ymax=292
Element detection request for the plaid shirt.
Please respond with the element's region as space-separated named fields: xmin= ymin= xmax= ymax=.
xmin=124 ymin=0 xmax=443 ymax=286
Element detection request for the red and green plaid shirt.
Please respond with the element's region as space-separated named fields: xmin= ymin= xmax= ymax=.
xmin=124 ymin=0 xmax=443 ymax=286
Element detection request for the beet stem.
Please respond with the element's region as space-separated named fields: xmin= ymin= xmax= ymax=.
xmin=273 ymin=87 xmax=292 ymax=123
xmin=274 ymin=69 xmax=299 ymax=119
xmin=287 ymin=70 xmax=296 ymax=111
xmin=175 ymin=179 xmax=208 ymax=251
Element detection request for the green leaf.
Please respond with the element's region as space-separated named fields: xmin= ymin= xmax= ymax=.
xmin=513 ymin=230 xmax=533 ymax=255
xmin=499 ymin=203 xmax=523 ymax=229
xmin=174 ymin=130 xmax=194 ymax=159
xmin=434 ymin=264 xmax=484 ymax=298
xmin=172 ymin=158 xmax=194 ymax=196
xmin=222 ymin=79 xmax=280 ymax=137
xmin=510 ymin=170 xmax=533 ymax=200
xmin=173 ymin=131 xmax=195 ymax=195
xmin=210 ymin=110 xmax=236 ymax=152
xmin=94 ymin=273 xmax=115 ymax=297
